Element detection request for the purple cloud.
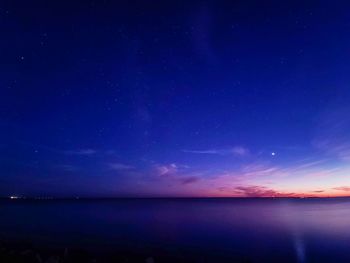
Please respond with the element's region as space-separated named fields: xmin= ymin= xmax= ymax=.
xmin=180 ymin=176 xmax=200 ymax=185
xmin=233 ymin=186 xmax=296 ymax=197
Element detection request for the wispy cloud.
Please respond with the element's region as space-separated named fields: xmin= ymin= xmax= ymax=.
xmin=183 ymin=146 xmax=249 ymax=157
xmin=313 ymin=105 xmax=350 ymax=161
xmin=231 ymin=146 xmax=250 ymax=156
xmin=15 ymin=141 xmax=99 ymax=157
xmin=228 ymin=158 xmax=337 ymax=180
xmin=240 ymin=163 xmax=282 ymax=177
xmin=183 ymin=149 xmax=220 ymax=154
xmin=154 ymin=163 xmax=180 ymax=176
xmin=65 ymin=149 xmax=96 ymax=155
xmin=55 ymin=164 xmax=79 ymax=172
xmin=192 ymin=3 xmax=216 ymax=63
xmin=109 ymin=162 xmax=135 ymax=171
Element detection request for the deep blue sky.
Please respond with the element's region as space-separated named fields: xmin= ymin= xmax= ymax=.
xmin=2 ymin=1 xmax=350 ymax=197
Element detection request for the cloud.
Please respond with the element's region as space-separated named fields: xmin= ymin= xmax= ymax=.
xmin=313 ymin=105 xmax=350 ymax=161
xmin=203 ymin=158 xmax=347 ymax=197
xmin=55 ymin=164 xmax=79 ymax=172
xmin=314 ymin=139 xmax=350 ymax=161
xmin=312 ymin=190 xmax=325 ymax=193
xmin=333 ymin=186 xmax=350 ymax=192
xmin=230 ymin=146 xmax=250 ymax=156
xmin=183 ymin=149 xmax=216 ymax=155
xmin=151 ymin=163 xmax=200 ymax=186
xmin=183 ymin=146 xmax=249 ymax=157
xmin=65 ymin=149 xmax=96 ymax=155
xmin=240 ymin=163 xmax=281 ymax=177
xmin=191 ymin=3 xmax=218 ymax=64
xmin=180 ymin=176 xmax=200 ymax=185
xmin=16 ymin=141 xmax=99 ymax=157
xmin=154 ymin=163 xmax=179 ymax=176
xmin=233 ymin=185 xmax=296 ymax=197
xmin=231 ymin=159 xmax=337 ymax=180
xmin=109 ymin=163 xmax=134 ymax=171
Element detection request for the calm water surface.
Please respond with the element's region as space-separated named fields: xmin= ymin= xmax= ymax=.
xmin=1 ymin=198 xmax=350 ymax=262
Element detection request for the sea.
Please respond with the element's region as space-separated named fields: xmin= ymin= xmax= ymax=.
xmin=1 ymin=198 xmax=350 ymax=262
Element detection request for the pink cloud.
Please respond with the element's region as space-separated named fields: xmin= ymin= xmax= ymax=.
xmin=333 ymin=186 xmax=350 ymax=192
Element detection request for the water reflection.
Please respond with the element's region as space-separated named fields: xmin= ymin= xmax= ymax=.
xmin=293 ymin=232 xmax=305 ymax=263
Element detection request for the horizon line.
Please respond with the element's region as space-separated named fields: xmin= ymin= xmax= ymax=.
xmin=2 ymin=196 xmax=350 ymax=200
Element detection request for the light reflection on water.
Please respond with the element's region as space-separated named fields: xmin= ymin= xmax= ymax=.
xmin=293 ymin=233 xmax=305 ymax=263
xmin=0 ymin=198 xmax=350 ymax=262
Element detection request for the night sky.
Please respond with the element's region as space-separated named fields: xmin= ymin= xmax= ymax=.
xmin=2 ymin=1 xmax=350 ymax=197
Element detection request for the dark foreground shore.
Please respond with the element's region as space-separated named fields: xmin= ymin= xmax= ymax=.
xmin=0 ymin=242 xmax=163 ymax=263
xmin=0 ymin=242 xmax=253 ymax=263
xmin=0 ymin=242 xmax=157 ymax=263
